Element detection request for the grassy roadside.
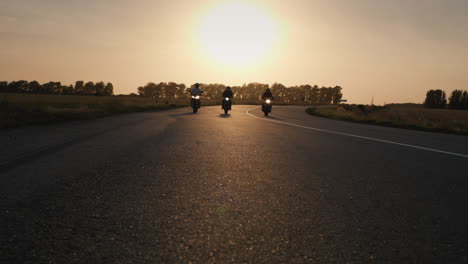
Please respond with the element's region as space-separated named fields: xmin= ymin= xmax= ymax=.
xmin=0 ymin=93 xmax=282 ymax=128
xmin=306 ymin=104 xmax=468 ymax=135
xmin=0 ymin=94 xmax=193 ymax=128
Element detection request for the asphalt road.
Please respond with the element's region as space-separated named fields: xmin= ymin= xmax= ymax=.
xmin=1 ymin=105 xmax=467 ymax=263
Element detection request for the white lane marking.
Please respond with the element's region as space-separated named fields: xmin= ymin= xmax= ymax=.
xmin=246 ymin=107 xmax=468 ymax=159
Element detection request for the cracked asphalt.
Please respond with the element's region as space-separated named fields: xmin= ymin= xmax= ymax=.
xmin=1 ymin=105 xmax=467 ymax=263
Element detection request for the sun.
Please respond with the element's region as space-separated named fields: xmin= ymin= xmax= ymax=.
xmin=198 ymin=2 xmax=278 ymax=66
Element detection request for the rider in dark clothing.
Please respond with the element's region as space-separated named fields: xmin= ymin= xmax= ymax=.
xmin=222 ymin=86 xmax=233 ymax=98
xmin=261 ymin=88 xmax=274 ymax=113
xmin=262 ymin=88 xmax=274 ymax=100
xmin=222 ymin=86 xmax=233 ymax=110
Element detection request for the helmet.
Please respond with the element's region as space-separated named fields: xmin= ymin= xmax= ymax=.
xmin=266 ymin=88 xmax=271 ymax=92
xmin=226 ymin=86 xmax=231 ymax=90
xmin=194 ymin=83 xmax=200 ymax=88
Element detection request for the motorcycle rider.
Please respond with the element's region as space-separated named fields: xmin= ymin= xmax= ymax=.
xmin=222 ymin=86 xmax=234 ymax=110
xmin=191 ymin=83 xmax=203 ymax=96
xmin=261 ymin=88 xmax=274 ymax=112
xmin=262 ymin=88 xmax=274 ymax=100
xmin=191 ymin=83 xmax=203 ymax=108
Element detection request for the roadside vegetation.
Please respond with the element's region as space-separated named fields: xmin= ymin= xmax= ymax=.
xmin=1 ymin=80 xmax=345 ymax=128
xmin=0 ymin=80 xmax=114 ymax=96
xmin=0 ymin=94 xmax=186 ymax=128
xmin=307 ymin=104 xmax=468 ymax=135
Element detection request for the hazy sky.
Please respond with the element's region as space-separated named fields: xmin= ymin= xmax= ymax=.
xmin=1 ymin=0 xmax=467 ymax=104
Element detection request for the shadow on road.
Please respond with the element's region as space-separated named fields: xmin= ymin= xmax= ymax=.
xmin=266 ymin=115 xmax=283 ymax=120
xmin=219 ymin=114 xmax=231 ymax=118
xmin=170 ymin=112 xmax=196 ymax=117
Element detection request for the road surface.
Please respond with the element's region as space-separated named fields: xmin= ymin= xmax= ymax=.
xmin=1 ymin=105 xmax=467 ymax=263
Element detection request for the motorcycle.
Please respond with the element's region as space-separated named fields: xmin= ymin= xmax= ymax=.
xmin=222 ymin=97 xmax=231 ymax=115
xmin=262 ymin=98 xmax=272 ymax=116
xmin=191 ymin=95 xmax=201 ymax=113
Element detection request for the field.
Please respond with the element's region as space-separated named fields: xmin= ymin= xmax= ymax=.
xmin=307 ymin=104 xmax=468 ymax=135
xmin=0 ymin=93 xmax=193 ymax=128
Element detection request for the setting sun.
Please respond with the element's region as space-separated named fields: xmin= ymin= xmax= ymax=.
xmin=198 ymin=2 xmax=279 ymax=66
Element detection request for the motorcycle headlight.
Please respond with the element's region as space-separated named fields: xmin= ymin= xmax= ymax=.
xmin=195 ymin=96 xmax=200 ymax=99
xmin=225 ymin=97 xmax=230 ymax=101
xmin=266 ymin=99 xmax=271 ymax=104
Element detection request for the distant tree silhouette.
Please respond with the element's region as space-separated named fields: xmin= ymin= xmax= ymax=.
xmin=94 ymin=82 xmax=106 ymax=96
xmin=137 ymin=86 xmax=144 ymax=96
xmin=84 ymin=82 xmax=95 ymax=95
xmin=0 ymin=80 xmax=114 ymax=96
xmin=175 ymin=83 xmax=187 ymax=99
xmin=138 ymin=82 xmax=187 ymax=100
xmin=40 ymin=82 xmax=61 ymax=94
xmin=75 ymin=81 xmax=85 ymax=95
xmin=332 ymin=86 xmax=344 ymax=104
xmin=7 ymin=81 xmax=28 ymax=93
xmin=104 ymin=82 xmax=114 ymax=96
xmin=0 ymin=79 xmax=346 ymax=102
xmin=138 ymin=83 xmax=160 ymax=100
xmin=28 ymin=81 xmax=41 ymax=94
xmin=61 ymin=84 xmax=75 ymax=95
xmin=449 ymin=89 xmax=467 ymax=110
xmin=136 ymin=81 xmax=344 ymax=105
xmin=463 ymin=91 xmax=468 ymax=110
xmin=165 ymin=82 xmax=177 ymax=99
xmin=0 ymin=81 xmax=7 ymax=93
xmin=424 ymin=89 xmax=447 ymax=108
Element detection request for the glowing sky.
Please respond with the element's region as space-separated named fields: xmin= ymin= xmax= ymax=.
xmin=1 ymin=0 xmax=467 ymax=104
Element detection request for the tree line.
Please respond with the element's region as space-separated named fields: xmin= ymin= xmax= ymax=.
xmin=137 ymin=82 xmax=343 ymax=104
xmin=0 ymin=80 xmax=114 ymax=96
xmin=424 ymin=89 xmax=468 ymax=110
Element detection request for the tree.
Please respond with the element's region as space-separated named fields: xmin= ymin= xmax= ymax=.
xmin=0 ymin=81 xmax=7 ymax=93
xmin=84 ymin=81 xmax=95 ymax=95
xmin=271 ymin=83 xmax=287 ymax=103
xmin=424 ymin=89 xmax=447 ymax=108
xmin=139 ymin=82 xmax=162 ymax=100
xmin=449 ymin=89 xmax=463 ymax=109
xmin=332 ymin=86 xmax=343 ymax=104
xmin=27 ymin=81 xmax=41 ymax=94
xmin=7 ymin=80 xmax=29 ymax=93
xmin=40 ymin=82 xmax=61 ymax=94
xmin=104 ymin=82 xmax=114 ymax=96
xmin=61 ymin=85 xmax=75 ymax=95
xmin=165 ymin=82 xmax=178 ymax=99
xmin=310 ymin=85 xmax=320 ymax=104
xmin=94 ymin=81 xmax=106 ymax=96
xmin=462 ymin=91 xmax=468 ymax=110
xmin=137 ymin=86 xmax=145 ymax=96
xmin=175 ymin=83 xmax=187 ymax=99
xmin=155 ymin=82 xmax=166 ymax=99
xmin=75 ymin=81 xmax=85 ymax=95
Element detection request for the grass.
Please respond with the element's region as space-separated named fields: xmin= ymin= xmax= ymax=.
xmin=306 ymin=104 xmax=468 ymax=135
xmin=0 ymin=93 xmax=193 ymax=128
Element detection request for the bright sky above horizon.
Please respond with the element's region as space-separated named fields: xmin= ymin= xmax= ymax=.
xmin=1 ymin=0 xmax=467 ymax=104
